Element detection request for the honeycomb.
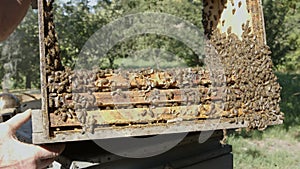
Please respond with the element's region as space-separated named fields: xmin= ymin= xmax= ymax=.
xmin=39 ymin=0 xmax=283 ymax=138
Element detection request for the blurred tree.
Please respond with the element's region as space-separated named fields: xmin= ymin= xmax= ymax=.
xmin=263 ymin=0 xmax=299 ymax=70
xmin=99 ymin=0 xmax=204 ymax=68
xmin=1 ymin=0 xmax=299 ymax=89
xmin=0 ymin=9 xmax=39 ymax=89
xmin=54 ymin=0 xmax=95 ymax=68
xmin=57 ymin=0 xmax=204 ymax=69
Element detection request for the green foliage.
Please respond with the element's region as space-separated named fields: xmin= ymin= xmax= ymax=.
xmin=0 ymin=9 xmax=39 ymax=89
xmin=54 ymin=0 xmax=204 ymax=70
xmin=263 ymin=0 xmax=300 ymax=71
xmin=0 ymin=0 xmax=299 ymax=88
xmin=276 ymin=72 xmax=300 ymax=128
xmin=89 ymin=0 xmax=204 ymax=69
xmin=54 ymin=0 xmax=98 ymax=68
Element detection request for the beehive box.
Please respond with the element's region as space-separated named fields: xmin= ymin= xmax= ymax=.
xmin=32 ymin=0 xmax=283 ymax=144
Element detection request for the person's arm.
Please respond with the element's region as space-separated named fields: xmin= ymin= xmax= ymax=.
xmin=0 ymin=0 xmax=31 ymax=41
xmin=0 ymin=110 xmax=65 ymax=168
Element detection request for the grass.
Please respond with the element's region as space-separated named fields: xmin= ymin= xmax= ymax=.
xmin=229 ymin=127 xmax=300 ymax=169
xmin=228 ymin=72 xmax=300 ymax=169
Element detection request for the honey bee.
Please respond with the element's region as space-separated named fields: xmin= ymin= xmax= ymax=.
xmin=232 ymin=8 xmax=236 ymax=15
xmin=166 ymin=91 xmax=174 ymax=100
xmin=227 ymin=26 xmax=233 ymax=36
xmin=148 ymin=107 xmax=155 ymax=118
xmin=87 ymin=116 xmax=97 ymax=134
xmin=57 ymin=86 xmax=64 ymax=94
xmin=222 ymin=20 xmax=225 ymax=27
xmin=54 ymin=59 xmax=60 ymax=70
xmin=77 ymin=109 xmax=87 ymax=124
xmin=48 ymin=98 xmax=54 ymax=108
xmin=238 ymin=1 xmax=242 ymax=8
xmin=64 ymin=93 xmax=72 ymax=100
xmin=141 ymin=109 xmax=147 ymax=117
xmin=220 ymin=129 xmax=228 ymax=145
xmin=61 ymin=112 xmax=67 ymax=122
xmin=213 ymin=15 xmax=217 ymax=21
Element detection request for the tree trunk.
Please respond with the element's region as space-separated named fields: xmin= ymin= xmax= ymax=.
xmin=25 ymin=75 xmax=31 ymax=89
xmin=109 ymin=57 xmax=114 ymax=69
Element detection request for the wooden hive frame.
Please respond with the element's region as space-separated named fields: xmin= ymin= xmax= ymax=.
xmin=32 ymin=0 xmax=283 ymax=144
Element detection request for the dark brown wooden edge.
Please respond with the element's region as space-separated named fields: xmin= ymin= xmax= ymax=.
xmin=37 ymin=0 xmax=50 ymax=141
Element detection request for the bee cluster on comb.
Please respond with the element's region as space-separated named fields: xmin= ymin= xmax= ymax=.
xmin=35 ymin=0 xmax=283 ymax=143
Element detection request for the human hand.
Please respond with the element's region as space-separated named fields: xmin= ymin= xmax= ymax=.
xmin=0 ymin=109 xmax=65 ymax=169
